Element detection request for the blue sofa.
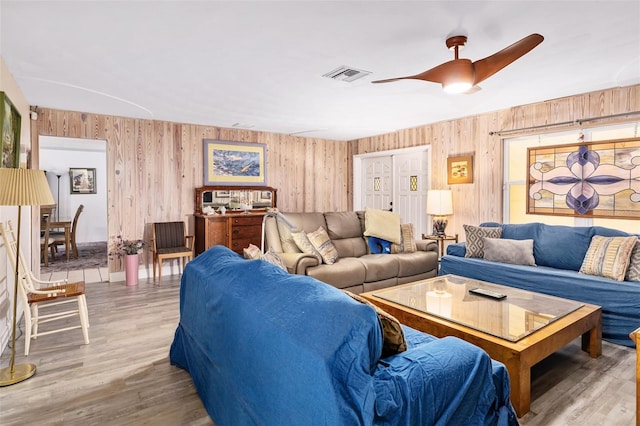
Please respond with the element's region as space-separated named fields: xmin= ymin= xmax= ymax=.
xmin=440 ymin=222 xmax=640 ymax=347
xmin=170 ymin=246 xmax=518 ymax=425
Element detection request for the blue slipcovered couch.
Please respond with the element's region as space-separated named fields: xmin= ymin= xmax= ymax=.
xmin=170 ymin=246 xmax=518 ymax=425
xmin=440 ymin=222 xmax=640 ymax=347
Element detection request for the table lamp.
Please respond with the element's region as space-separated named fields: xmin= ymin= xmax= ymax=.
xmin=426 ymin=190 xmax=453 ymax=236
xmin=0 ymin=168 xmax=55 ymax=386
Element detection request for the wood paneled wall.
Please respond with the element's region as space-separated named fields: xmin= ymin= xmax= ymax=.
xmin=31 ymin=84 xmax=639 ymax=271
xmin=348 ymin=84 xmax=640 ymax=240
xmin=31 ymin=111 xmax=349 ymax=272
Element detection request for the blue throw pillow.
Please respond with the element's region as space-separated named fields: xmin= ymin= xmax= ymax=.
xmin=368 ymin=236 xmax=391 ymax=254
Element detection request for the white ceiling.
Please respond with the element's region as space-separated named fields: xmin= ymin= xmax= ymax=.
xmin=1 ymin=1 xmax=639 ymax=141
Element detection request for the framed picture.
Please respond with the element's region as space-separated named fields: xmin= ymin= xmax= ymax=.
xmin=260 ymin=191 xmax=272 ymax=201
xmin=69 ymin=168 xmax=97 ymax=194
xmin=0 ymin=91 xmax=22 ymax=168
xmin=447 ymin=155 xmax=473 ymax=184
xmin=203 ymin=139 xmax=267 ymax=186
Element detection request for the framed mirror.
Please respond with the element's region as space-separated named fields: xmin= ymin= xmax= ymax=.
xmin=195 ymin=185 xmax=277 ymax=215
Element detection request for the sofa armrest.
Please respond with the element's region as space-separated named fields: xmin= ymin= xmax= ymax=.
xmin=374 ymin=335 xmax=516 ymax=424
xmin=416 ymin=239 xmax=437 ymax=253
xmin=278 ymin=252 xmax=320 ymax=274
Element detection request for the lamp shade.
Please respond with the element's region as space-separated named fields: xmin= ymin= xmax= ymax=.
xmin=0 ymin=169 xmax=55 ymax=206
xmin=426 ymin=190 xmax=453 ymax=216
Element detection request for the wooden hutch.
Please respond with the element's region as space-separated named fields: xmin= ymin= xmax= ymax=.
xmin=193 ymin=185 xmax=277 ymax=255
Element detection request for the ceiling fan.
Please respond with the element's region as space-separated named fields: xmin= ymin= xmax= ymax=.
xmin=372 ymin=33 xmax=544 ymax=94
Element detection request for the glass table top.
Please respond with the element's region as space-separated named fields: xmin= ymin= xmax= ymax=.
xmin=372 ymin=274 xmax=584 ymax=342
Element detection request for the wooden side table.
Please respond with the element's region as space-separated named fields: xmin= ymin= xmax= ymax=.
xmin=421 ymin=233 xmax=458 ymax=258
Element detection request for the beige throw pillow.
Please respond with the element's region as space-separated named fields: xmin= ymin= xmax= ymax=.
xmin=307 ymin=226 xmax=339 ymax=265
xmin=363 ymin=207 xmax=402 ymax=244
xmin=580 ymin=235 xmax=637 ymax=281
xmin=243 ymin=243 xmax=262 ymax=260
xmin=291 ymin=230 xmax=322 ymax=262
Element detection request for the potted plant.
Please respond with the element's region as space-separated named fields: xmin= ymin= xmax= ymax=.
xmin=110 ymin=235 xmax=146 ymax=286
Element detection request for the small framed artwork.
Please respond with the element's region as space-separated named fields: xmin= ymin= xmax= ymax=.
xmin=0 ymin=91 xmax=22 ymax=169
xmin=260 ymin=191 xmax=272 ymax=201
xmin=203 ymin=139 xmax=267 ymax=186
xmin=447 ymin=155 xmax=473 ymax=184
xmin=69 ymin=168 xmax=97 ymax=194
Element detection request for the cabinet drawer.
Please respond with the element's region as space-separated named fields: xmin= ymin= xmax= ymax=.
xmin=231 ymin=237 xmax=259 ymax=253
xmin=232 ymin=225 xmax=261 ymax=239
xmin=232 ymin=216 xmax=264 ymax=226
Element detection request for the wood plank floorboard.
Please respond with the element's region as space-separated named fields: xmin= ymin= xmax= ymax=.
xmin=0 ymin=274 xmax=635 ymax=425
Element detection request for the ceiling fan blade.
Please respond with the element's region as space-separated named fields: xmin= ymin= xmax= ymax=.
xmin=472 ymin=33 xmax=544 ymax=85
xmin=372 ymin=60 xmax=466 ymax=85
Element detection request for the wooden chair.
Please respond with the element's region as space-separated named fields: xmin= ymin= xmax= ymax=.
xmin=51 ymin=204 xmax=84 ymax=259
xmin=1 ymin=221 xmax=89 ymax=356
xmin=40 ymin=211 xmax=56 ymax=266
xmin=151 ymin=221 xmax=194 ymax=281
xmin=631 ymin=327 xmax=640 ymax=426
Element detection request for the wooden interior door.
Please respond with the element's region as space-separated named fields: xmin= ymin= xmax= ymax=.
xmin=361 ymin=156 xmax=393 ymax=212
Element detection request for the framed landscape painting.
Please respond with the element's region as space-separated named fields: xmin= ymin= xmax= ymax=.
xmin=203 ymin=139 xmax=267 ymax=186
xmin=0 ymin=91 xmax=21 ymax=168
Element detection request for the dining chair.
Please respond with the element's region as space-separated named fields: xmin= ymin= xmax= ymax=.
xmin=51 ymin=204 xmax=84 ymax=259
xmin=40 ymin=211 xmax=56 ymax=266
xmin=151 ymin=221 xmax=194 ymax=281
xmin=1 ymin=221 xmax=90 ymax=355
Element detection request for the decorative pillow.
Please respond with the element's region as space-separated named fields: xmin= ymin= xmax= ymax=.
xmin=626 ymin=239 xmax=640 ymax=282
xmin=343 ymin=290 xmax=407 ymax=358
xmin=261 ymin=249 xmax=287 ymax=271
xmin=363 ymin=207 xmax=402 ymax=244
xmin=463 ymin=224 xmax=502 ymax=258
xmin=368 ymin=236 xmax=391 ymax=254
xmin=291 ymin=231 xmax=322 ymax=262
xmin=580 ymin=235 xmax=637 ymax=281
xmin=483 ymin=238 xmax=536 ymax=266
xmin=243 ymin=243 xmax=262 ymax=260
xmin=391 ymin=223 xmax=417 ymax=254
xmin=306 ymin=226 xmax=339 ymax=265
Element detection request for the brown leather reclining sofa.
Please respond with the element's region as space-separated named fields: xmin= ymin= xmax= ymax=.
xmin=264 ymin=211 xmax=438 ymax=294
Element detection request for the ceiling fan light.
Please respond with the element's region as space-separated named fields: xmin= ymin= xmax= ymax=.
xmin=443 ymin=81 xmax=473 ymax=94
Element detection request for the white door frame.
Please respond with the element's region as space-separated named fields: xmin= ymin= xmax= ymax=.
xmin=353 ymin=145 xmax=431 ymax=228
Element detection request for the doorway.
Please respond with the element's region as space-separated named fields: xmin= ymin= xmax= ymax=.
xmin=354 ymin=146 xmax=430 ymax=235
xmin=39 ymin=136 xmax=108 ymax=281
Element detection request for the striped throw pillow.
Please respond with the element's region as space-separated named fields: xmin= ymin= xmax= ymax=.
xmin=307 ymin=226 xmax=339 ymax=265
xmin=391 ymin=223 xmax=417 ymax=254
xmin=580 ymin=236 xmax=637 ymax=281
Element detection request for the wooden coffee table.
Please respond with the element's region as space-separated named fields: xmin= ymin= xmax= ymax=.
xmin=361 ymin=274 xmax=602 ymax=417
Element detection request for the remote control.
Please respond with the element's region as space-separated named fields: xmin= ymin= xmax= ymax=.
xmin=469 ymin=288 xmax=507 ymax=300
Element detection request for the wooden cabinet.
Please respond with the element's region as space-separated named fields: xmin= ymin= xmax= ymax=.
xmin=195 ymin=213 xmax=266 ymax=255
xmin=194 ymin=185 xmax=276 ymax=256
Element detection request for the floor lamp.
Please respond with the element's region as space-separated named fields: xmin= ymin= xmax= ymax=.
xmin=0 ymin=168 xmax=55 ymax=386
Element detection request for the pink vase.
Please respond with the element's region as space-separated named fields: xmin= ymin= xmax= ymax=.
xmin=125 ymin=254 xmax=139 ymax=286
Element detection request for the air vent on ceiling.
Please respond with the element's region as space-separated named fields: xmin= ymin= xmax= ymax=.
xmin=322 ymin=66 xmax=371 ymax=82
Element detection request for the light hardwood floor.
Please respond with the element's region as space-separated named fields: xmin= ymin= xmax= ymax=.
xmin=0 ymin=275 xmax=635 ymax=425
